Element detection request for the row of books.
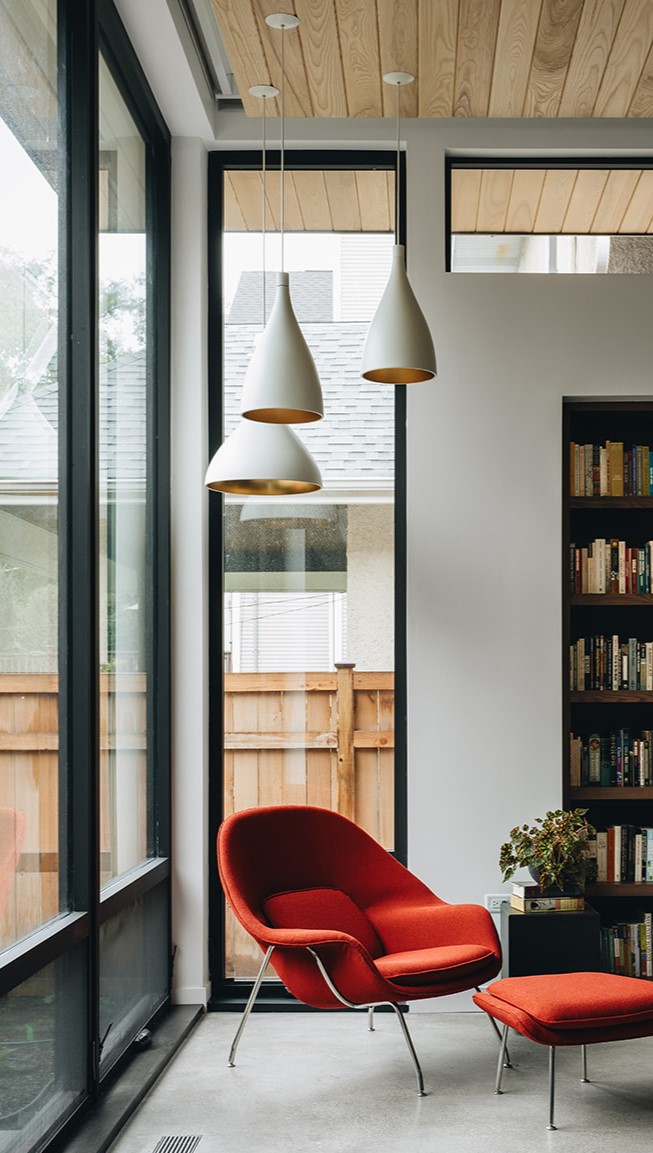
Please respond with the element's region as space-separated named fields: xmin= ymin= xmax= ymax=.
xmin=570 ymin=730 xmax=653 ymax=787
xmin=569 ymin=441 xmax=653 ymax=497
xmin=600 ymin=914 xmax=653 ymax=978
xmin=570 ymin=538 xmax=653 ymax=594
xmin=590 ymin=826 xmax=653 ymax=883
xmin=569 ymin=635 xmax=653 ymax=692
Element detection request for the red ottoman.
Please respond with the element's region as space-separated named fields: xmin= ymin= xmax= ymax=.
xmin=473 ymin=972 xmax=653 ymax=1130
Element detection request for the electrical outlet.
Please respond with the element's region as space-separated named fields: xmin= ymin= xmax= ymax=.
xmin=485 ymin=893 xmax=509 ymax=913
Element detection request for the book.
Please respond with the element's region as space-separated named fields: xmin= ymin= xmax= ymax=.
xmin=510 ymin=894 xmax=584 ymax=912
xmin=510 ymin=881 xmax=543 ymax=898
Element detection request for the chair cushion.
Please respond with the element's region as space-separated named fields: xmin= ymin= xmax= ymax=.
xmin=263 ymin=887 xmax=384 ymax=958
xmin=487 ymin=972 xmax=653 ymax=1031
xmin=375 ymin=943 xmax=496 ymax=986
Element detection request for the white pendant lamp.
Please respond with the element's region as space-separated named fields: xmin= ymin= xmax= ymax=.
xmin=204 ymin=83 xmax=322 ymax=496
xmin=361 ymin=72 xmax=436 ymax=385
xmin=205 ymin=419 xmax=322 ymax=495
xmin=241 ymin=12 xmax=324 ymax=424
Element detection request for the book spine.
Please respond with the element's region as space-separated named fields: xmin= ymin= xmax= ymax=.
xmin=596 ymin=830 xmax=608 ymax=881
xmin=509 ymin=896 xmax=585 ymax=912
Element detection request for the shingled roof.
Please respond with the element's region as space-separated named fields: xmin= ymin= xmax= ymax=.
xmin=0 ymin=278 xmax=394 ymax=489
xmin=224 ymin=321 xmax=393 ymax=486
xmin=0 ymin=352 xmax=147 ymax=485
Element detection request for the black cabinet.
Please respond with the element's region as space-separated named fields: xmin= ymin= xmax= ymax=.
xmin=501 ymin=903 xmax=601 ymax=977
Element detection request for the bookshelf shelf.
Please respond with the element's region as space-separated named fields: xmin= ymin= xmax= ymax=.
xmin=570 ymin=595 xmax=653 ymax=606
xmin=587 ymin=882 xmax=653 ymax=898
xmin=570 ymin=787 xmax=653 ymax=801
xmin=570 ymin=497 xmax=653 ymax=509
xmin=564 ymin=401 xmax=653 ymax=978
xmin=570 ymin=691 xmax=653 ymax=703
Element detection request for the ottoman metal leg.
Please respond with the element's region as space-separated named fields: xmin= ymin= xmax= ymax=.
xmin=476 ymin=988 xmax=512 ymax=1067
xmin=547 ymin=1046 xmax=557 ymax=1131
xmin=494 ymin=1024 xmax=510 ymax=1094
xmin=581 ymin=1044 xmax=589 ymax=1083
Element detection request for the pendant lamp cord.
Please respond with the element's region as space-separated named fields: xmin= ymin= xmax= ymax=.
xmin=395 ymin=79 xmax=400 ymax=241
xmin=262 ymin=94 xmax=267 ymax=327
xmin=280 ymin=23 xmax=285 ymax=274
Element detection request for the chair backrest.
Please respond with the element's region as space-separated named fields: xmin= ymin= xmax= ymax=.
xmin=0 ymin=806 xmax=26 ymax=915
xmin=218 ymin=804 xmax=438 ymax=945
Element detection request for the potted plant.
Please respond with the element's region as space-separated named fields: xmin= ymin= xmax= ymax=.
xmin=499 ymin=807 xmax=596 ymax=893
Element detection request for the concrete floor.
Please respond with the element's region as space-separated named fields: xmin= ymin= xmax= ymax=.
xmin=108 ymin=1010 xmax=653 ymax=1153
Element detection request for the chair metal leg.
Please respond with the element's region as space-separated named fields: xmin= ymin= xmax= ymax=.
xmin=475 ymin=988 xmax=512 ymax=1067
xmin=368 ymin=1006 xmax=375 ymax=1031
xmin=228 ymin=945 xmax=274 ymax=1067
xmin=547 ymin=1046 xmax=557 ymax=1131
xmin=389 ymin=1003 xmax=426 ymax=1096
xmin=307 ymin=947 xmax=426 ymax=1094
xmin=581 ymin=1043 xmax=589 ymax=1082
xmin=494 ymin=1024 xmax=509 ymax=1094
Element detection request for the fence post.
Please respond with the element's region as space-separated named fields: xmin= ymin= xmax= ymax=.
xmin=335 ymin=662 xmax=356 ymax=819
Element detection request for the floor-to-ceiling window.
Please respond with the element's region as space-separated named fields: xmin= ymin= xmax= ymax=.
xmin=208 ymin=152 xmax=406 ymax=999
xmin=0 ymin=3 xmax=170 ymax=1150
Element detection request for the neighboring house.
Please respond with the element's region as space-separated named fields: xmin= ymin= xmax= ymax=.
xmin=0 ymin=352 xmax=147 ymax=672
xmin=0 ymin=260 xmax=395 ymax=676
xmin=223 ymin=263 xmax=395 ymax=673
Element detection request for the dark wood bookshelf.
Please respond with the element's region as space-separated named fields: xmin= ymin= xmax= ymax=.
xmin=563 ymin=400 xmax=653 ymax=978
xmin=570 ymin=497 xmax=653 ymax=509
xmin=587 ymin=882 xmax=653 ymax=898
xmin=570 ymin=594 xmax=653 ymax=606
xmin=570 ymin=787 xmax=653 ymax=801
xmin=570 ymin=691 xmax=653 ymax=703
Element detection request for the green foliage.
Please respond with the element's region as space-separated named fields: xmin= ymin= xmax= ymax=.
xmin=499 ymin=808 xmax=596 ymax=891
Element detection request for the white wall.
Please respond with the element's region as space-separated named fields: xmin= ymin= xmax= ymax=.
xmin=169 ymin=137 xmax=211 ymax=1005
xmin=117 ymin=8 xmax=653 ymax=1005
xmin=403 ymin=116 xmax=653 ymax=1007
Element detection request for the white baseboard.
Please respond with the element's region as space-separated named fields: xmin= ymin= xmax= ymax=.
xmin=173 ymin=983 xmax=211 ymax=1007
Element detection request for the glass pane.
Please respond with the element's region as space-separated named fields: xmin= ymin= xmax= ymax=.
xmin=98 ymin=56 xmax=149 ymax=886
xmin=222 ymin=216 xmax=395 ymax=978
xmin=450 ymin=166 xmax=653 ymax=272
xmin=99 ymin=883 xmax=168 ymax=1073
xmin=0 ymin=946 xmax=86 ymax=1153
xmin=0 ymin=0 xmax=60 ymax=951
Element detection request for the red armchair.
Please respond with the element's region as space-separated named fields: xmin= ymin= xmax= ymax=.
xmin=217 ymin=804 xmax=502 ymax=1092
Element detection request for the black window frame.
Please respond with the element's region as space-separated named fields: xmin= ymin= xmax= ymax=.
xmin=445 ymin=155 xmax=653 ymax=272
xmin=0 ymin=0 xmax=172 ymax=1145
xmin=207 ymin=148 xmax=408 ymax=1008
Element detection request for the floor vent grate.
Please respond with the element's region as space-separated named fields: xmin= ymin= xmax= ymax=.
xmin=152 ymin=1138 xmax=202 ymax=1153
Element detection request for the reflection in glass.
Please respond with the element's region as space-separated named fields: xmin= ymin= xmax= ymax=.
xmin=98 ymin=56 xmax=148 ymax=886
xmin=99 ymin=885 xmax=168 ymax=1073
xmin=0 ymin=0 xmax=60 ymax=952
xmin=0 ymin=948 xmax=86 ymax=1153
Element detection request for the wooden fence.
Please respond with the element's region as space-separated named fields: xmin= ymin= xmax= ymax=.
xmin=0 ymin=673 xmax=147 ymax=951
xmin=223 ymin=664 xmax=395 ymax=978
xmin=0 ymin=665 xmax=395 ymax=975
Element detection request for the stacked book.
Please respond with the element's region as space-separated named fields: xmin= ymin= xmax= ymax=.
xmin=570 ymin=538 xmax=653 ymax=594
xmin=601 ymin=913 xmax=653 ymax=978
xmin=569 ymin=635 xmax=653 ymax=692
xmin=569 ymin=729 xmax=653 ymax=787
xmin=569 ymin=440 xmax=653 ymax=497
xmin=593 ymin=826 xmax=653 ymax=883
xmin=510 ymin=881 xmax=584 ymax=913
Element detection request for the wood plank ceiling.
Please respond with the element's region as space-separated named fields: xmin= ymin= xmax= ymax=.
xmin=224 ymin=169 xmax=394 ymax=230
xmin=211 ymin=0 xmax=653 ymax=120
xmin=452 ymin=167 xmax=653 ymax=233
